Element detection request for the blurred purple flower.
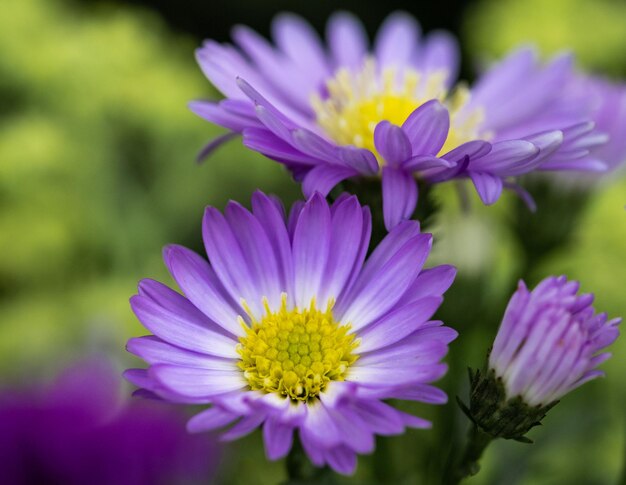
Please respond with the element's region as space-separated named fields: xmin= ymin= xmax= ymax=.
xmin=191 ymin=11 xmax=609 ymax=228
xmin=125 ymin=191 xmax=457 ymax=475
xmin=578 ymin=75 xmax=626 ymax=172
xmin=490 ymin=276 xmax=621 ymax=406
xmin=0 ymin=359 xmax=218 ymax=485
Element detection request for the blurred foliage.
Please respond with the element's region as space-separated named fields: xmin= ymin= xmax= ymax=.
xmin=0 ymin=0 xmax=625 ymax=484
xmin=0 ymin=0 xmax=298 ymax=379
xmin=464 ymin=0 xmax=626 ymax=76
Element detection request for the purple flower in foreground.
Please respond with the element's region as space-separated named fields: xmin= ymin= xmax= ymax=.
xmin=192 ymin=11 xmax=608 ymax=228
xmin=490 ymin=276 xmax=620 ymax=406
xmin=0 ymin=359 xmax=217 ymax=485
xmin=125 ymin=192 xmax=457 ymax=475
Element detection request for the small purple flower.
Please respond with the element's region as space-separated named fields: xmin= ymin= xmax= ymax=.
xmin=490 ymin=276 xmax=620 ymax=406
xmin=125 ymin=191 xmax=457 ymax=475
xmin=192 ymin=12 xmax=608 ymax=228
xmin=0 ymin=358 xmax=218 ymax=485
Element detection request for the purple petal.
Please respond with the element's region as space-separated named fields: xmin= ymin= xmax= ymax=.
xmin=243 ymin=127 xmax=319 ymax=166
xmin=356 ymin=296 xmax=444 ymax=352
xmin=250 ymin=191 xmax=294 ymax=298
xmin=341 ymin=205 xmax=372 ymax=295
xmin=483 ymin=53 xmax=574 ymax=132
xmin=382 ymin=167 xmax=418 ymax=230
xmin=195 ymin=42 xmax=250 ymax=100
xmin=469 ymin=172 xmax=504 ymax=205
xmin=301 ymin=402 xmax=341 ymax=448
xmin=503 ymin=181 xmax=537 ymax=212
xmin=397 ymin=265 xmax=457 ymax=305
xmin=353 ymin=400 xmax=404 ymax=435
xmin=401 ymin=100 xmax=450 ymax=156
xmin=202 ymin=207 xmax=262 ymax=316
xmin=324 ymin=445 xmax=357 ymax=475
xmin=388 ymin=384 xmax=448 ymax=404
xmin=254 ymin=104 xmax=295 ymax=142
xmin=317 ymin=196 xmax=366 ymax=305
xmin=272 ymin=13 xmax=330 ymax=81
xmin=540 ymin=157 xmax=608 ymax=172
xmin=196 ymin=132 xmax=239 ymax=163
xmin=327 ymin=12 xmax=368 ymax=70
xmin=402 ymin=155 xmax=454 ymax=172
xmin=231 ymin=25 xmax=317 ymax=115
xmin=290 ymin=128 xmax=344 ymax=164
xmin=469 ymin=140 xmax=539 ymax=175
xmin=131 ymin=283 xmax=238 ymax=358
xmin=302 ymin=164 xmax=357 ymax=198
xmin=350 ymin=220 xmax=421 ymax=287
xmin=292 ymin=193 xmax=332 ymax=307
xmin=375 ymin=12 xmax=421 ymax=68
xmin=224 ymin=201 xmax=283 ymax=308
xmin=220 ymin=413 xmax=267 ymax=441
xmin=127 ymin=336 xmax=236 ymax=370
xmin=471 ymin=48 xmax=536 ymax=113
xmin=337 ymin=145 xmax=379 ymax=174
xmin=337 ymin=233 xmax=432 ymax=331
xmin=325 ymin=407 xmax=374 ymax=454
xmin=419 ymin=31 xmax=460 ymax=85
xmin=237 ymin=78 xmax=298 ymax=131
xmin=358 ymin=332 xmax=452 ymax=366
xmin=163 ymin=245 xmax=242 ymax=336
xmin=151 ymin=364 xmax=247 ymax=398
xmin=263 ymin=418 xmax=294 ymax=460
xmin=187 ymin=407 xmax=239 ymax=433
xmin=513 ymin=130 xmax=564 ymax=174
xmin=374 ymin=121 xmax=412 ymax=166
xmin=349 ymin=362 xmax=448 ymax=387
xmin=189 ymin=100 xmax=258 ymax=132
xmin=440 ymin=140 xmax=492 ymax=164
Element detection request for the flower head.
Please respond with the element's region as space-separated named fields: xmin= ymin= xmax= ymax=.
xmin=125 ymin=192 xmax=457 ymax=475
xmin=192 ymin=12 xmax=608 ymax=228
xmin=0 ymin=358 xmax=217 ymax=485
xmin=489 ymin=276 xmax=620 ymax=406
xmin=459 ymin=276 xmax=620 ymax=442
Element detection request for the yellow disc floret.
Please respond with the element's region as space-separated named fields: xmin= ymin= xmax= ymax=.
xmin=237 ymin=294 xmax=359 ymax=402
xmin=311 ymin=59 xmax=488 ymax=165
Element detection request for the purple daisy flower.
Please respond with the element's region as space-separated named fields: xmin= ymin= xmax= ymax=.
xmin=191 ymin=12 xmax=607 ymax=229
xmin=125 ymin=191 xmax=457 ymax=475
xmin=490 ymin=276 xmax=620 ymax=406
xmin=0 ymin=358 xmax=218 ymax=485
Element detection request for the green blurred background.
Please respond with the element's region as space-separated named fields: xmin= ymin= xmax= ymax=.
xmin=0 ymin=0 xmax=624 ymax=483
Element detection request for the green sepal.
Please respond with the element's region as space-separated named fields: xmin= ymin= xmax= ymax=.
xmin=458 ymin=367 xmax=558 ymax=442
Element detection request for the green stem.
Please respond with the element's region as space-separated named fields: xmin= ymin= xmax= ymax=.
xmin=510 ymin=178 xmax=591 ymax=281
xmin=444 ymin=425 xmax=493 ymax=485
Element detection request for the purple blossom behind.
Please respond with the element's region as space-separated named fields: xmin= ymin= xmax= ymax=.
xmin=191 ymin=11 xmax=613 ymax=228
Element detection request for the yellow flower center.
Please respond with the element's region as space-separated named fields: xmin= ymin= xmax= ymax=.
xmin=237 ymin=295 xmax=359 ymax=402
xmin=311 ymin=59 xmax=487 ymax=164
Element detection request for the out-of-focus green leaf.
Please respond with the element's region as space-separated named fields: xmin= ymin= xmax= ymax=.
xmin=464 ymin=0 xmax=626 ymax=76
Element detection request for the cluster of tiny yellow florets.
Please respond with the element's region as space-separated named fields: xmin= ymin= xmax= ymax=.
xmin=311 ymin=59 xmax=487 ymax=164
xmin=237 ymin=294 xmax=359 ymax=402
